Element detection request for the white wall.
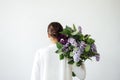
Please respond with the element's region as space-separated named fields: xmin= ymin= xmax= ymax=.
xmin=0 ymin=0 xmax=120 ymax=80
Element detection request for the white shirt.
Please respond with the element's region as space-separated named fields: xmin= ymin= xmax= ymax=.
xmin=31 ymin=44 xmax=86 ymax=80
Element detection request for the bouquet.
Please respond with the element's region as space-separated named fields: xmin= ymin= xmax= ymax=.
xmin=55 ymin=24 xmax=100 ymax=77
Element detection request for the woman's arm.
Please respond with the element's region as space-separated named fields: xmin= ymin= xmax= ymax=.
xmin=31 ymin=51 xmax=41 ymax=80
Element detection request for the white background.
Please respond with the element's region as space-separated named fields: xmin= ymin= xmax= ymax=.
xmin=0 ymin=0 xmax=120 ymax=80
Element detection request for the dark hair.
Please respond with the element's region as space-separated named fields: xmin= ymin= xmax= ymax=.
xmin=47 ymin=22 xmax=63 ymax=39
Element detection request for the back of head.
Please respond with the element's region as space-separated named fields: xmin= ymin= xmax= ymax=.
xmin=47 ymin=22 xmax=63 ymax=40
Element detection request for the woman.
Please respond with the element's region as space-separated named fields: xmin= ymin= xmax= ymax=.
xmin=31 ymin=22 xmax=86 ymax=80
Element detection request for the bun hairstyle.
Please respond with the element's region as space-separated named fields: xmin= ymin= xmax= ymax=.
xmin=47 ymin=22 xmax=63 ymax=39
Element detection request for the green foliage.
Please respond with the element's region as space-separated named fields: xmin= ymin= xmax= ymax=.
xmin=60 ymin=25 xmax=73 ymax=37
xmin=56 ymin=42 xmax=63 ymax=49
xmin=70 ymin=52 xmax=74 ymax=57
xmin=71 ymin=31 xmax=79 ymax=36
xmin=55 ymin=24 xmax=99 ymax=77
xmin=68 ymin=59 xmax=74 ymax=64
xmin=85 ymin=44 xmax=90 ymax=52
xmin=72 ymin=71 xmax=76 ymax=77
xmin=73 ymin=24 xmax=77 ymax=31
xmin=55 ymin=49 xmax=62 ymax=54
xmin=86 ymin=38 xmax=95 ymax=44
xmin=66 ymin=25 xmax=73 ymax=32
xmin=76 ymin=60 xmax=82 ymax=67
xmin=63 ymin=52 xmax=71 ymax=58
xmin=59 ymin=54 xmax=64 ymax=60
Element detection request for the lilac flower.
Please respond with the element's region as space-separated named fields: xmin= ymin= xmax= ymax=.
xmin=68 ymin=38 xmax=78 ymax=47
xmin=62 ymin=42 xmax=70 ymax=52
xmin=73 ymin=48 xmax=82 ymax=56
xmin=64 ymin=42 xmax=70 ymax=47
xmin=64 ymin=48 xmax=69 ymax=52
xmin=73 ymin=53 xmax=81 ymax=62
xmin=62 ymin=46 xmax=68 ymax=52
xmin=73 ymin=47 xmax=83 ymax=62
xmin=78 ymin=26 xmax=82 ymax=33
xmin=95 ymin=54 xmax=100 ymax=61
xmin=79 ymin=41 xmax=87 ymax=53
xmin=91 ymin=43 xmax=97 ymax=52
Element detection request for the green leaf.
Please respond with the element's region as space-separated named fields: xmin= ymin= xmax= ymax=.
xmin=72 ymin=34 xmax=81 ymax=41
xmin=59 ymin=54 xmax=64 ymax=60
xmin=76 ymin=62 xmax=80 ymax=66
xmin=70 ymin=52 xmax=74 ymax=57
xmin=60 ymin=25 xmax=73 ymax=36
xmin=64 ymin=53 xmax=68 ymax=58
xmin=86 ymin=38 xmax=95 ymax=44
xmin=68 ymin=59 xmax=74 ymax=64
xmin=55 ymin=50 xmax=59 ymax=53
xmin=84 ymin=34 xmax=91 ymax=39
xmin=79 ymin=34 xmax=84 ymax=41
xmin=85 ymin=45 xmax=90 ymax=52
xmin=72 ymin=72 xmax=76 ymax=77
xmin=66 ymin=25 xmax=73 ymax=32
xmin=73 ymin=24 xmax=77 ymax=31
xmin=55 ymin=49 xmax=62 ymax=54
xmin=76 ymin=61 xmax=82 ymax=66
xmin=60 ymin=29 xmax=71 ymax=36
xmin=88 ymin=57 xmax=92 ymax=60
xmin=71 ymin=31 xmax=78 ymax=35
xmin=56 ymin=42 xmax=63 ymax=49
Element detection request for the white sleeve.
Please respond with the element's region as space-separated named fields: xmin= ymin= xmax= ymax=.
xmin=31 ymin=51 xmax=41 ymax=80
xmin=72 ymin=62 xmax=86 ymax=80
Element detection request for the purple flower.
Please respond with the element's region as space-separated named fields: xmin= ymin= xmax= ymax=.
xmin=78 ymin=26 xmax=82 ymax=33
xmin=91 ymin=43 xmax=97 ymax=52
xmin=68 ymin=38 xmax=78 ymax=47
xmin=79 ymin=41 xmax=87 ymax=53
xmin=73 ymin=47 xmax=83 ymax=62
xmin=65 ymin=42 xmax=70 ymax=47
xmin=64 ymin=48 xmax=69 ymax=52
xmin=62 ymin=42 xmax=70 ymax=52
xmin=73 ymin=53 xmax=81 ymax=62
xmin=95 ymin=54 xmax=100 ymax=61
xmin=73 ymin=48 xmax=82 ymax=56
xmin=60 ymin=38 xmax=67 ymax=45
xmin=58 ymin=34 xmax=68 ymax=45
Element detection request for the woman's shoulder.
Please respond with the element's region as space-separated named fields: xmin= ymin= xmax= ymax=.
xmin=47 ymin=44 xmax=57 ymax=50
xmin=35 ymin=47 xmax=47 ymax=57
xmin=35 ymin=44 xmax=56 ymax=56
